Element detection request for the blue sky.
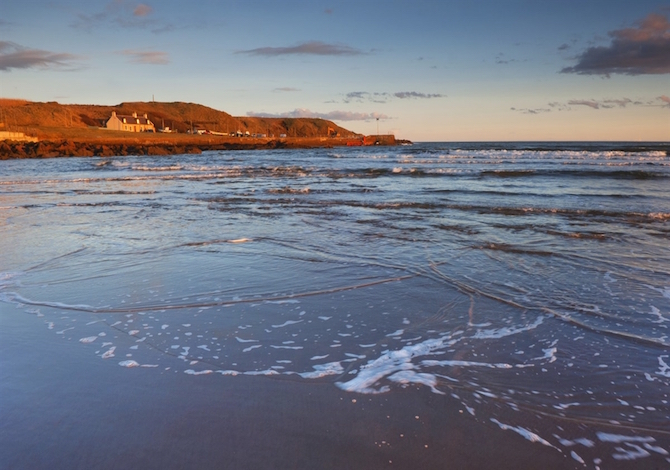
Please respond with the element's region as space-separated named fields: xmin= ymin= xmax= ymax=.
xmin=1 ymin=0 xmax=669 ymax=141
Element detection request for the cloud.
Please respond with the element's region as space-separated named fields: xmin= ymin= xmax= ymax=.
xmin=247 ymin=109 xmax=388 ymax=121
xmin=273 ymin=87 xmax=300 ymax=92
xmin=344 ymin=91 xmax=389 ymax=103
xmin=602 ymin=98 xmax=634 ymax=108
xmin=561 ymin=12 xmax=670 ymax=75
xmin=343 ymin=90 xmax=445 ymax=103
xmin=237 ymin=41 xmax=364 ymax=57
xmin=568 ymin=99 xmax=602 ymax=109
xmin=513 ymin=97 xmax=653 ymax=113
xmin=72 ymin=1 xmax=172 ymax=34
xmin=510 ymin=107 xmax=551 ymax=115
xmin=133 ymin=4 xmax=152 ymax=16
xmin=118 ymin=49 xmax=169 ymax=65
xmin=394 ymin=91 xmax=445 ymax=99
xmin=0 ymin=41 xmax=80 ymax=71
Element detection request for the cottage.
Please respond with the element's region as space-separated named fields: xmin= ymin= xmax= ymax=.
xmin=106 ymin=111 xmax=155 ymax=133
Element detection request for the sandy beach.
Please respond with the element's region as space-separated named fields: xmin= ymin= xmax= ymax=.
xmin=1 ymin=300 xmax=571 ymax=470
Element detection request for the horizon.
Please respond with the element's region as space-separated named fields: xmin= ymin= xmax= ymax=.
xmin=1 ymin=1 xmax=669 ymax=141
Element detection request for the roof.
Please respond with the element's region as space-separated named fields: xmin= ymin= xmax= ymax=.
xmin=114 ymin=114 xmax=152 ymax=125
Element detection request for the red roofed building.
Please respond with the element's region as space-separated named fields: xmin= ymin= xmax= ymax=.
xmin=106 ymin=111 xmax=155 ymax=132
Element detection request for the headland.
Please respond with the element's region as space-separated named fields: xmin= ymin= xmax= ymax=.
xmin=0 ymin=99 xmax=405 ymax=159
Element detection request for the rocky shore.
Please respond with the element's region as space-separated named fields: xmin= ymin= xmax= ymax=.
xmin=0 ymin=137 xmax=389 ymax=159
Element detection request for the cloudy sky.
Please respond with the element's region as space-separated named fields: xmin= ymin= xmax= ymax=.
xmin=1 ymin=0 xmax=669 ymax=141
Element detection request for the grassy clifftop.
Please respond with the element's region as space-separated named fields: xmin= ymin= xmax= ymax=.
xmin=0 ymin=99 xmax=359 ymax=139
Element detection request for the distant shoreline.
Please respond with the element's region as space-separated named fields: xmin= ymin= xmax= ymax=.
xmin=0 ymin=99 xmax=408 ymax=158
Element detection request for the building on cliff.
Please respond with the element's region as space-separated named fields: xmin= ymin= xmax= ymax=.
xmin=106 ymin=111 xmax=155 ymax=132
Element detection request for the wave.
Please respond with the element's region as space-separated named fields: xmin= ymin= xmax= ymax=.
xmin=443 ymin=203 xmax=670 ymax=223
xmin=480 ymin=169 xmax=668 ymax=180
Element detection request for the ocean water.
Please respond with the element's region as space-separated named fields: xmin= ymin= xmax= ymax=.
xmin=1 ymin=141 xmax=669 ymax=467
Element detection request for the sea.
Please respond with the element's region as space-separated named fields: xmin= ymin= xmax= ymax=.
xmin=1 ymin=141 xmax=669 ymax=469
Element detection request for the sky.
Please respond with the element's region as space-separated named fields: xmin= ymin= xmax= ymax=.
xmin=1 ymin=0 xmax=669 ymax=141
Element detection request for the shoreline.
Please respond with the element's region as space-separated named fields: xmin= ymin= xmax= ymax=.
xmin=0 ymin=134 xmax=406 ymax=159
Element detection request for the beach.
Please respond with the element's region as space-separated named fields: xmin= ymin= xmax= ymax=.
xmin=1 ymin=142 xmax=669 ymax=469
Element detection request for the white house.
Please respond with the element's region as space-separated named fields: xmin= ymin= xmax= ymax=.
xmin=106 ymin=111 xmax=155 ymax=133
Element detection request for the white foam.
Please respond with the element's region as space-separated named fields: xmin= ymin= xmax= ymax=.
xmin=336 ymin=335 xmax=458 ymax=394
xmin=235 ymin=337 xmax=258 ymax=343
xmin=597 ymin=432 xmax=656 ymax=444
xmin=472 ymin=316 xmax=544 ymax=339
xmin=570 ymin=451 xmax=585 ymax=465
xmin=2 ymin=292 xmax=102 ymax=312
xmin=184 ymin=369 xmax=213 ymax=375
xmin=657 ymin=355 xmax=670 ymax=378
xmin=611 ymin=444 xmax=651 ymax=461
xmin=596 ymin=433 xmax=669 ymax=460
xmin=490 ymin=419 xmax=559 ymax=451
xmin=79 ymin=336 xmax=98 ymax=344
xmin=244 ymin=369 xmax=280 ymax=376
xmin=119 ymin=360 xmax=140 ymax=368
xmin=101 ymin=346 xmax=116 ymax=359
xmin=243 ymin=344 xmax=262 ymax=352
xmin=272 ymin=320 xmax=303 ymax=328
xmin=647 ymin=285 xmax=670 ymax=300
xmin=649 ymin=306 xmax=669 ymax=324
xmin=297 ymin=361 xmax=344 ymax=379
xmin=422 ymin=359 xmax=513 ymax=369
xmin=388 ymin=370 xmax=445 ymax=395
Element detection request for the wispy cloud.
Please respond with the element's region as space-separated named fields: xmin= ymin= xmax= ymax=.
xmin=394 ymin=91 xmax=445 ymax=99
xmin=343 ymin=91 xmax=445 ymax=103
xmin=237 ymin=41 xmax=364 ymax=57
xmin=133 ymin=4 xmax=152 ymax=16
xmin=247 ymin=109 xmax=388 ymax=121
xmin=568 ymin=99 xmax=601 ymax=109
xmin=512 ymin=97 xmax=656 ymax=113
xmin=495 ymin=52 xmax=526 ymax=65
xmin=72 ymin=1 xmax=173 ymax=34
xmin=510 ymin=107 xmax=552 ymax=115
xmin=0 ymin=41 xmax=80 ymax=71
xmin=273 ymin=87 xmax=300 ymax=92
xmin=118 ymin=49 xmax=169 ymax=65
xmin=561 ymin=12 xmax=670 ymax=75
xmin=344 ymin=91 xmax=389 ymax=103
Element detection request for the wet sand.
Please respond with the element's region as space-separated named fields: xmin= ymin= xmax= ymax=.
xmin=1 ymin=302 xmax=570 ymax=470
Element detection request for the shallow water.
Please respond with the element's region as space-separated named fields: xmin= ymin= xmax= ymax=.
xmin=1 ymin=142 xmax=669 ymax=467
